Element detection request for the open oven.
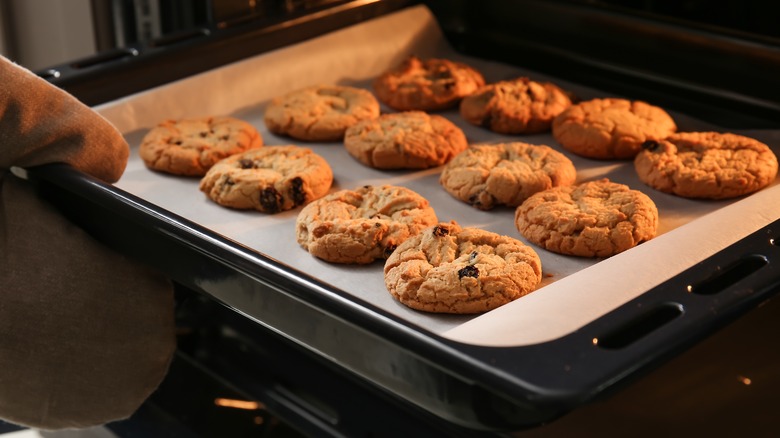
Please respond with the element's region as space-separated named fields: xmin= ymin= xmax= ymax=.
xmin=17 ymin=0 xmax=780 ymax=436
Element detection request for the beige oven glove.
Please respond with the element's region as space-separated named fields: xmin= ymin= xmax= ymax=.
xmin=0 ymin=56 xmax=175 ymax=430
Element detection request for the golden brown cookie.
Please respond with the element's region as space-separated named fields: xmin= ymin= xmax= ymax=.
xmin=514 ymin=179 xmax=658 ymax=258
xmin=634 ymin=132 xmax=779 ymax=199
xmin=373 ymin=56 xmax=485 ymax=111
xmin=139 ymin=116 xmax=263 ymax=176
xmin=552 ymin=98 xmax=677 ymax=159
xmin=264 ymin=85 xmax=380 ymax=142
xmin=343 ymin=111 xmax=468 ymax=169
xmin=295 ymin=184 xmax=438 ymax=264
xmin=199 ymin=145 xmax=333 ymax=213
xmin=459 ymin=77 xmax=573 ymax=134
xmin=384 ymin=221 xmax=542 ymax=314
xmin=440 ymin=142 xmax=577 ymax=210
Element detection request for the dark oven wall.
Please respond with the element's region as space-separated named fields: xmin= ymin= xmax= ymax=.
xmin=423 ymin=0 xmax=780 ymax=129
xmin=580 ymin=0 xmax=780 ymax=40
xmin=37 ymin=0 xmax=780 ymax=129
xmin=39 ymin=0 xmax=421 ymax=107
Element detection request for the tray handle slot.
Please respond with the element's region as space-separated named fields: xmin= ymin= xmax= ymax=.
xmin=688 ymin=254 xmax=769 ymax=296
xmin=595 ymin=302 xmax=684 ymax=350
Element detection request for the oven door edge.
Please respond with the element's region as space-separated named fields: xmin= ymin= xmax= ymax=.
xmin=24 ymin=161 xmax=780 ymax=431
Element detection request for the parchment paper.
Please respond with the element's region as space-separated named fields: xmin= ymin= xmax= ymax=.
xmin=99 ymin=5 xmax=780 ymax=347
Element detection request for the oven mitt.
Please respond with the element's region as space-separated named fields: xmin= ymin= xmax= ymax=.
xmin=0 ymin=56 xmax=175 ymax=430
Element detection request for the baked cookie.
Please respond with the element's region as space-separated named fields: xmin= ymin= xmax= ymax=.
xmin=343 ymin=111 xmax=468 ymax=169
xmin=440 ymin=142 xmax=577 ymax=210
xmin=139 ymin=116 xmax=263 ymax=176
xmin=384 ymin=221 xmax=542 ymax=314
xmin=295 ymin=184 xmax=438 ymax=264
xmin=373 ymin=56 xmax=485 ymax=111
xmin=199 ymin=145 xmax=333 ymax=213
xmin=552 ymin=98 xmax=677 ymax=159
xmin=514 ymin=179 xmax=658 ymax=258
xmin=264 ymin=85 xmax=380 ymax=142
xmin=635 ymin=132 xmax=779 ymax=199
xmin=460 ymin=77 xmax=573 ymax=134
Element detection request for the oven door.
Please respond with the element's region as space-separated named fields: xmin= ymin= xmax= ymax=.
xmin=21 ymin=0 xmax=780 ymax=436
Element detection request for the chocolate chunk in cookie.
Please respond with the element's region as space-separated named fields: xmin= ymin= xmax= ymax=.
xmin=634 ymin=132 xmax=778 ymax=199
xmin=199 ymin=145 xmax=333 ymax=213
xmin=384 ymin=221 xmax=542 ymax=314
xmin=440 ymin=142 xmax=577 ymax=210
xmin=295 ymin=185 xmax=437 ymax=264
xmin=373 ymin=56 xmax=485 ymax=111
xmin=139 ymin=116 xmax=263 ymax=176
xmin=514 ymin=179 xmax=659 ymax=257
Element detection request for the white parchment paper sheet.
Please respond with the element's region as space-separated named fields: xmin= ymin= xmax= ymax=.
xmin=98 ymin=5 xmax=780 ymax=347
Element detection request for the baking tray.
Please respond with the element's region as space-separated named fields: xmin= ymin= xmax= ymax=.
xmin=27 ymin=2 xmax=780 ymax=432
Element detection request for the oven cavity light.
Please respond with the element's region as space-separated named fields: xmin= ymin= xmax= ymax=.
xmin=214 ymin=398 xmax=263 ymax=410
xmin=592 ymin=337 xmax=599 ymax=346
xmin=686 ymin=284 xmax=693 ymax=293
xmin=737 ymin=375 xmax=752 ymax=386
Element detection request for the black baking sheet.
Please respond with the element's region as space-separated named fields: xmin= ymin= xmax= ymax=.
xmin=101 ymin=5 xmax=780 ymax=347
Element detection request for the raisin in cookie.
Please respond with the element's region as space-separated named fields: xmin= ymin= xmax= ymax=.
xmin=373 ymin=56 xmax=485 ymax=111
xmin=552 ymin=98 xmax=677 ymax=159
xmin=264 ymin=85 xmax=380 ymax=142
xmin=515 ymin=179 xmax=658 ymax=258
xmin=635 ymin=132 xmax=779 ymax=199
xmin=139 ymin=116 xmax=263 ymax=176
xmin=440 ymin=142 xmax=577 ymax=210
xmin=296 ymin=184 xmax=438 ymax=264
xmin=199 ymin=145 xmax=333 ymax=213
xmin=343 ymin=111 xmax=468 ymax=169
xmin=460 ymin=77 xmax=572 ymax=134
xmin=384 ymin=221 xmax=542 ymax=314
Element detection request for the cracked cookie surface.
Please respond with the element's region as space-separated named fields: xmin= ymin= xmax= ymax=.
xmin=514 ymin=179 xmax=658 ymax=257
xmin=440 ymin=142 xmax=577 ymax=210
xmin=384 ymin=221 xmax=542 ymax=314
xmin=264 ymin=85 xmax=380 ymax=142
xmin=296 ymin=184 xmax=438 ymax=264
xmin=139 ymin=116 xmax=263 ymax=176
xmin=373 ymin=56 xmax=485 ymax=111
xmin=552 ymin=98 xmax=676 ymax=159
xmin=634 ymin=132 xmax=778 ymax=199
xmin=199 ymin=145 xmax=333 ymax=213
xmin=344 ymin=111 xmax=467 ymax=169
xmin=460 ymin=77 xmax=572 ymax=134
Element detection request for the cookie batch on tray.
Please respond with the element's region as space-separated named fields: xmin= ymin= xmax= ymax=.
xmin=137 ymin=54 xmax=779 ymax=315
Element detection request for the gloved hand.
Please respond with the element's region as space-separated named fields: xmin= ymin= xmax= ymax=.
xmin=0 ymin=56 xmax=175 ymax=430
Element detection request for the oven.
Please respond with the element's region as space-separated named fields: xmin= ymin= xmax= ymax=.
xmin=20 ymin=0 xmax=780 ymax=436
